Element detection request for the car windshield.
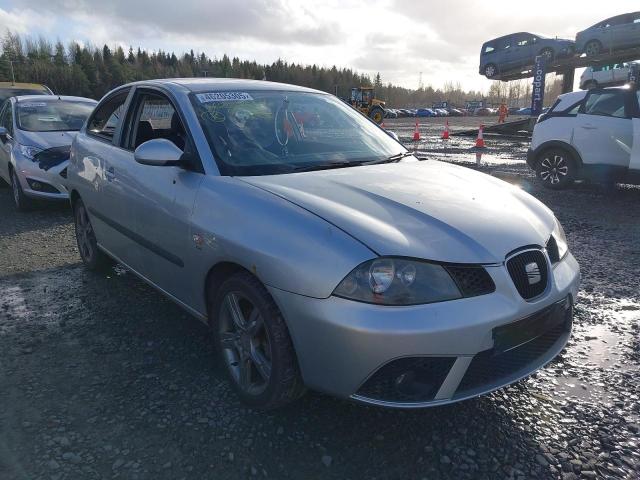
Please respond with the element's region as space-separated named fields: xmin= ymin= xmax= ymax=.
xmin=16 ymin=100 xmax=95 ymax=132
xmin=190 ymin=90 xmax=406 ymax=176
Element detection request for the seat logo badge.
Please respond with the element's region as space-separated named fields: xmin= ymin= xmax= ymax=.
xmin=525 ymin=262 xmax=541 ymax=285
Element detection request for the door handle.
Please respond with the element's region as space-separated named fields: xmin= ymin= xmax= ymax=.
xmin=105 ymin=166 xmax=116 ymax=181
xmin=581 ymin=124 xmax=597 ymax=130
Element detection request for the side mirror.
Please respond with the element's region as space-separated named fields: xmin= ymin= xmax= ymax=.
xmin=385 ymin=130 xmax=400 ymax=142
xmin=0 ymin=126 xmax=8 ymax=142
xmin=134 ymin=138 xmax=183 ymax=166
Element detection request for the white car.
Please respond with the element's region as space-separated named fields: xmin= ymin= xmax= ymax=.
xmin=579 ymin=63 xmax=633 ymax=90
xmin=527 ymin=86 xmax=640 ymax=188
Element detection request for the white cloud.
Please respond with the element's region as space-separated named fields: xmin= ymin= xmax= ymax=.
xmin=6 ymin=0 xmax=640 ymax=91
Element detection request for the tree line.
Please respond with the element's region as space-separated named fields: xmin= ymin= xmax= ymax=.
xmin=0 ymin=31 xmax=558 ymax=108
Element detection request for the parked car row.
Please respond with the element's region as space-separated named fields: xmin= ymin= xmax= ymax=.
xmin=385 ymin=107 xmax=468 ymax=118
xmin=480 ymin=11 xmax=640 ymax=78
xmin=1 ymin=78 xmax=582 ymax=412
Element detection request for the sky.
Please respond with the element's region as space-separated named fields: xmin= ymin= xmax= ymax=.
xmin=0 ymin=0 xmax=638 ymax=92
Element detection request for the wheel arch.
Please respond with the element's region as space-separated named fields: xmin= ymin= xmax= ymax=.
xmin=69 ymin=189 xmax=81 ymax=207
xmin=534 ymin=140 xmax=583 ymax=169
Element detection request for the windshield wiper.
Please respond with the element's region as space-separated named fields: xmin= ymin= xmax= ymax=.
xmin=291 ymin=160 xmax=365 ymax=173
xmin=363 ymin=152 xmax=414 ymax=165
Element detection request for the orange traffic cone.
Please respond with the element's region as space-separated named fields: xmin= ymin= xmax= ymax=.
xmin=475 ymin=124 xmax=486 ymax=148
xmin=441 ymin=120 xmax=450 ymax=140
xmin=413 ymin=120 xmax=421 ymax=141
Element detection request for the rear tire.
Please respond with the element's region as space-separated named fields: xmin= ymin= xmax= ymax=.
xmin=584 ymin=40 xmax=602 ymax=57
xmin=73 ymin=198 xmax=112 ymax=271
xmin=484 ymin=64 xmax=498 ymax=78
xmin=536 ymin=148 xmax=577 ymax=189
xmin=210 ymin=271 xmax=306 ymax=410
xmin=10 ymin=168 xmax=33 ymax=211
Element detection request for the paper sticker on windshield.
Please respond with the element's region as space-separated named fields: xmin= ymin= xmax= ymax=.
xmin=196 ymin=92 xmax=253 ymax=103
xmin=20 ymin=102 xmax=47 ymax=108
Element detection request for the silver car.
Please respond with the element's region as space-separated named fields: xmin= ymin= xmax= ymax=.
xmin=67 ymin=79 xmax=580 ymax=410
xmin=576 ymin=11 xmax=640 ymax=56
xmin=0 ymin=95 xmax=97 ymax=210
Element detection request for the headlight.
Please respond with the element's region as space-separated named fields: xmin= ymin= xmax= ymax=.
xmin=333 ymin=257 xmax=462 ymax=306
xmin=552 ymin=217 xmax=568 ymax=260
xmin=19 ymin=145 xmax=43 ymax=160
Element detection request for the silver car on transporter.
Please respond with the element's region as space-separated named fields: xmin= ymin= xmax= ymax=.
xmin=67 ymin=79 xmax=580 ymax=410
xmin=0 ymin=95 xmax=97 ymax=210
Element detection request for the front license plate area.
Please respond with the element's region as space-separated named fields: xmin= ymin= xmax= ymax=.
xmin=492 ymin=298 xmax=570 ymax=354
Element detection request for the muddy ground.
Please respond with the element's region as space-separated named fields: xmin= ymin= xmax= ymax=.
xmin=0 ymin=133 xmax=639 ymax=479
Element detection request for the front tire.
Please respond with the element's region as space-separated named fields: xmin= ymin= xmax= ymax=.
xmin=10 ymin=168 xmax=33 ymax=211
xmin=73 ymin=198 xmax=112 ymax=271
xmin=540 ymin=48 xmax=555 ymax=63
xmin=210 ymin=271 xmax=305 ymax=410
xmin=536 ymin=148 xmax=576 ymax=189
xmin=369 ymin=106 xmax=385 ymax=125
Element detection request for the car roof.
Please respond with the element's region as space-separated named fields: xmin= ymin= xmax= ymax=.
xmin=132 ymin=78 xmax=324 ymax=95
xmin=483 ymin=32 xmax=538 ymax=44
xmin=14 ymin=95 xmax=97 ymax=104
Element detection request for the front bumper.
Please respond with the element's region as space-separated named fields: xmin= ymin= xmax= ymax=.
xmin=268 ymin=252 xmax=580 ymax=407
xmin=14 ymin=157 xmax=69 ymax=201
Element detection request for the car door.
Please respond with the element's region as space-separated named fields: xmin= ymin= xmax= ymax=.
xmin=0 ymin=101 xmax=14 ymax=183
xmin=76 ymin=87 xmax=149 ymax=272
xmin=118 ymin=87 xmax=204 ymax=306
xmin=572 ymin=89 xmax=633 ymax=169
xmin=615 ymin=13 xmax=638 ymax=49
xmin=513 ymin=34 xmax=534 ymax=69
xmin=500 ymin=38 xmax=515 ymax=70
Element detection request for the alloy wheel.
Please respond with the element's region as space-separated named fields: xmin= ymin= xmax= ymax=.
xmin=485 ymin=65 xmax=496 ymax=78
xmin=75 ymin=204 xmax=96 ymax=263
xmin=218 ymin=291 xmax=272 ymax=396
xmin=539 ymin=154 xmax=569 ymax=185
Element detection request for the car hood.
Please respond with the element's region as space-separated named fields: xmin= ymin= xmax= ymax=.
xmin=18 ymin=130 xmax=78 ymax=149
xmin=241 ymin=161 xmax=556 ymax=264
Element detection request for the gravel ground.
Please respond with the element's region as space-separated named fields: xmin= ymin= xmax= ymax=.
xmin=0 ymin=146 xmax=639 ymax=479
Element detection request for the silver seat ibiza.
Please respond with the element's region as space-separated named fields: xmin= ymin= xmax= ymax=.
xmin=67 ymin=79 xmax=580 ymax=410
xmin=0 ymin=95 xmax=97 ymax=210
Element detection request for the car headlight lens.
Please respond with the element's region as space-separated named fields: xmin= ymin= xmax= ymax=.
xmin=552 ymin=217 xmax=568 ymax=260
xmin=334 ymin=257 xmax=462 ymax=306
xmin=19 ymin=145 xmax=43 ymax=160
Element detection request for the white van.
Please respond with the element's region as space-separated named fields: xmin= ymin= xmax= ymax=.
xmin=527 ymin=87 xmax=640 ymax=188
xmin=580 ymin=63 xmax=634 ymax=90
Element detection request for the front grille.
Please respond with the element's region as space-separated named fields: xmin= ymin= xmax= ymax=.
xmin=506 ymin=250 xmax=548 ymax=300
xmin=34 ymin=146 xmax=71 ymax=171
xmin=446 ymin=266 xmax=495 ymax=297
xmin=356 ymin=357 xmax=455 ymax=403
xmin=454 ymin=300 xmax=571 ymax=398
xmin=546 ymin=236 xmax=560 ymax=263
xmin=59 ymin=167 xmax=68 ymax=179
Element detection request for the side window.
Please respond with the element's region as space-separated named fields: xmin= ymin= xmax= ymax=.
xmin=126 ymin=92 xmax=186 ymax=151
xmin=583 ymin=92 xmax=627 ymax=118
xmin=483 ymin=44 xmax=495 ymax=54
xmin=87 ymin=90 xmax=129 ymax=142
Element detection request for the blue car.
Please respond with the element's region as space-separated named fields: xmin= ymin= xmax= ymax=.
xmin=479 ymin=32 xmax=575 ymax=78
xmin=576 ymin=12 xmax=640 ymax=56
xmin=416 ymin=108 xmax=436 ymax=117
